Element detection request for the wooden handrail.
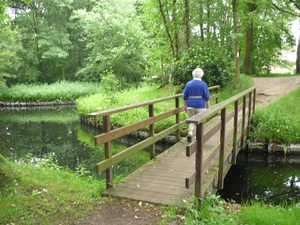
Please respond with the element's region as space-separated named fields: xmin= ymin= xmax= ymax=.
xmin=88 ymin=85 xmax=220 ymax=189
xmin=88 ymin=85 xmax=219 ymax=118
xmin=185 ymin=86 xmax=256 ymax=197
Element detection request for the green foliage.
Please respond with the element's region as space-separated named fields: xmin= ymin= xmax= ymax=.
xmin=251 ymin=87 xmax=300 ymax=144
xmin=0 ymin=15 xmax=20 ymax=86
xmin=172 ymin=42 xmax=234 ymax=91
xmin=72 ymin=0 xmax=147 ymax=84
xmin=239 ymin=202 xmax=300 ymax=225
xmin=0 ymin=157 xmax=104 ymax=225
xmin=184 ymin=194 xmax=239 ymax=225
xmin=0 ymin=81 xmax=100 ymax=102
xmin=8 ymin=0 xmax=76 ymax=84
xmin=3 ymin=0 xmax=298 ymax=87
xmin=76 ymin=83 xmax=179 ymax=115
xmin=237 ymin=0 xmax=297 ymax=75
xmin=101 ymin=70 xmax=119 ymax=94
xmin=100 ymin=70 xmax=119 ymax=105
xmin=0 ymin=155 xmax=17 ymax=189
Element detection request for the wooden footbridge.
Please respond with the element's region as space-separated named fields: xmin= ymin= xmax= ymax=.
xmin=87 ymin=86 xmax=256 ymax=207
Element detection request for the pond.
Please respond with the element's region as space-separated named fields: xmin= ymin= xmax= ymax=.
xmin=1 ymin=107 xmax=300 ymax=205
xmin=218 ymin=152 xmax=300 ymax=205
xmin=0 ymin=107 xmax=172 ymax=179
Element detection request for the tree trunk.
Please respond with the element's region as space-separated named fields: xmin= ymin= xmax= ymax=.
xmin=232 ymin=0 xmax=240 ymax=88
xmin=243 ymin=2 xmax=257 ymax=75
xmin=296 ymin=18 xmax=300 ymax=74
xmin=206 ymin=3 xmax=210 ymax=36
xmin=184 ymin=0 xmax=191 ymax=49
xmin=158 ymin=0 xmax=175 ymax=58
xmin=172 ymin=0 xmax=180 ymax=60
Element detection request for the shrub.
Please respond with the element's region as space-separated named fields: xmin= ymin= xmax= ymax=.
xmin=171 ymin=42 xmax=234 ymax=92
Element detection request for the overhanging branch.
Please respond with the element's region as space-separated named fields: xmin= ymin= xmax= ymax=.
xmin=272 ymin=2 xmax=299 ymax=17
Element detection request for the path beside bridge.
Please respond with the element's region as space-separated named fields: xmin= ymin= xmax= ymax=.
xmin=252 ymin=76 xmax=300 ymax=108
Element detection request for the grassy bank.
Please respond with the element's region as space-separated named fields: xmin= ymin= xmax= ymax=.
xmin=0 ymin=156 xmax=174 ymax=225
xmin=251 ymin=87 xmax=300 ymax=144
xmin=0 ymin=156 xmax=104 ymax=225
xmin=0 ymin=81 xmax=99 ymax=102
xmin=1 ymin=155 xmax=300 ymax=224
xmin=184 ymin=194 xmax=300 ymax=225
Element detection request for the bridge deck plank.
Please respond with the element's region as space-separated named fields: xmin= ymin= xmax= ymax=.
xmin=102 ymin=138 xmax=196 ymax=206
xmin=102 ymin=114 xmax=247 ymax=206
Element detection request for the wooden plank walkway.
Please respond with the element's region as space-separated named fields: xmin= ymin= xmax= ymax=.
xmin=102 ymin=114 xmax=245 ymax=207
xmin=102 ymin=137 xmax=195 ymax=206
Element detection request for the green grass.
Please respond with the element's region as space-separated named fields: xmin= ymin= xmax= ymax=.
xmin=184 ymin=194 xmax=240 ymax=225
xmin=239 ymin=202 xmax=300 ymax=225
xmin=218 ymin=73 xmax=254 ymax=101
xmin=183 ymin=194 xmax=300 ymax=225
xmin=76 ymin=83 xmax=179 ymax=115
xmin=0 ymin=81 xmax=100 ymax=102
xmin=251 ymin=87 xmax=300 ymax=144
xmin=0 ymin=156 xmax=105 ymax=225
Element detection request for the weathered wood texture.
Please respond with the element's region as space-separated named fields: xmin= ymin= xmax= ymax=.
xmin=102 ymin=87 xmax=256 ymax=206
xmin=102 ymin=138 xmax=195 ymax=206
xmin=102 ymin=113 xmax=248 ymax=206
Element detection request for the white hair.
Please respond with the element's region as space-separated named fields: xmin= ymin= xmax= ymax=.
xmin=192 ymin=68 xmax=204 ymax=78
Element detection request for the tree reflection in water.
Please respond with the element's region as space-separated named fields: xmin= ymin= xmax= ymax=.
xmin=218 ymin=152 xmax=300 ymax=205
xmin=0 ymin=107 xmax=172 ymax=180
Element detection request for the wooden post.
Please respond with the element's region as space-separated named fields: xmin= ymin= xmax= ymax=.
xmin=175 ymin=97 xmax=180 ymax=142
xmin=252 ymin=88 xmax=256 ymax=114
xmin=215 ymin=87 xmax=219 ymax=104
xmin=232 ymin=100 xmax=238 ymax=164
xmin=103 ymin=115 xmax=113 ymax=189
xmin=241 ymin=96 xmax=246 ymax=148
xmin=218 ymin=108 xmax=226 ymax=189
xmin=247 ymin=92 xmax=252 ymax=136
xmin=149 ymin=104 xmax=155 ymax=159
xmin=195 ymin=122 xmax=204 ymax=198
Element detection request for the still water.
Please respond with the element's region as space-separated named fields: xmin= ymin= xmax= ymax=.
xmin=1 ymin=107 xmax=300 ymax=205
xmin=0 ymin=107 xmax=171 ymax=178
xmin=219 ymin=152 xmax=300 ymax=205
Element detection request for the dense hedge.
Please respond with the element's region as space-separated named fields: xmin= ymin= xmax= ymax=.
xmin=171 ymin=42 xmax=234 ymax=92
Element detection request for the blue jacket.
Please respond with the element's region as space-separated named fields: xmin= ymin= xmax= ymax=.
xmin=183 ymin=79 xmax=210 ymax=108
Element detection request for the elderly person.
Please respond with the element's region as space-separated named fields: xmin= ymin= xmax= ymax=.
xmin=183 ymin=68 xmax=210 ymax=142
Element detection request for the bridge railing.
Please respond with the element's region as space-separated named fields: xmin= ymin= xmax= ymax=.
xmin=185 ymin=86 xmax=256 ymax=198
xmin=88 ymin=85 xmax=220 ymax=189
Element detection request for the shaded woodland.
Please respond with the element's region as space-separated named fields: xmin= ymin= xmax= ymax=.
xmin=0 ymin=0 xmax=300 ymax=89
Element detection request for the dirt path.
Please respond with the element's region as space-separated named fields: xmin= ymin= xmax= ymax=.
xmin=252 ymin=76 xmax=300 ymax=108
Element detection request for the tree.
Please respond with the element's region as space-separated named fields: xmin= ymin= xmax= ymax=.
xmin=240 ymin=0 xmax=297 ymax=75
xmin=242 ymin=1 xmax=257 ymax=75
xmin=9 ymin=0 xmax=86 ymax=84
xmin=0 ymin=1 xmax=21 ymax=86
xmin=72 ymin=0 xmax=147 ymax=88
xmin=232 ymin=0 xmax=240 ymax=87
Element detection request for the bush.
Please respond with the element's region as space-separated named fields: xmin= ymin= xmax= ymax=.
xmin=171 ymin=42 xmax=234 ymax=92
xmin=0 ymin=155 xmax=17 ymax=189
